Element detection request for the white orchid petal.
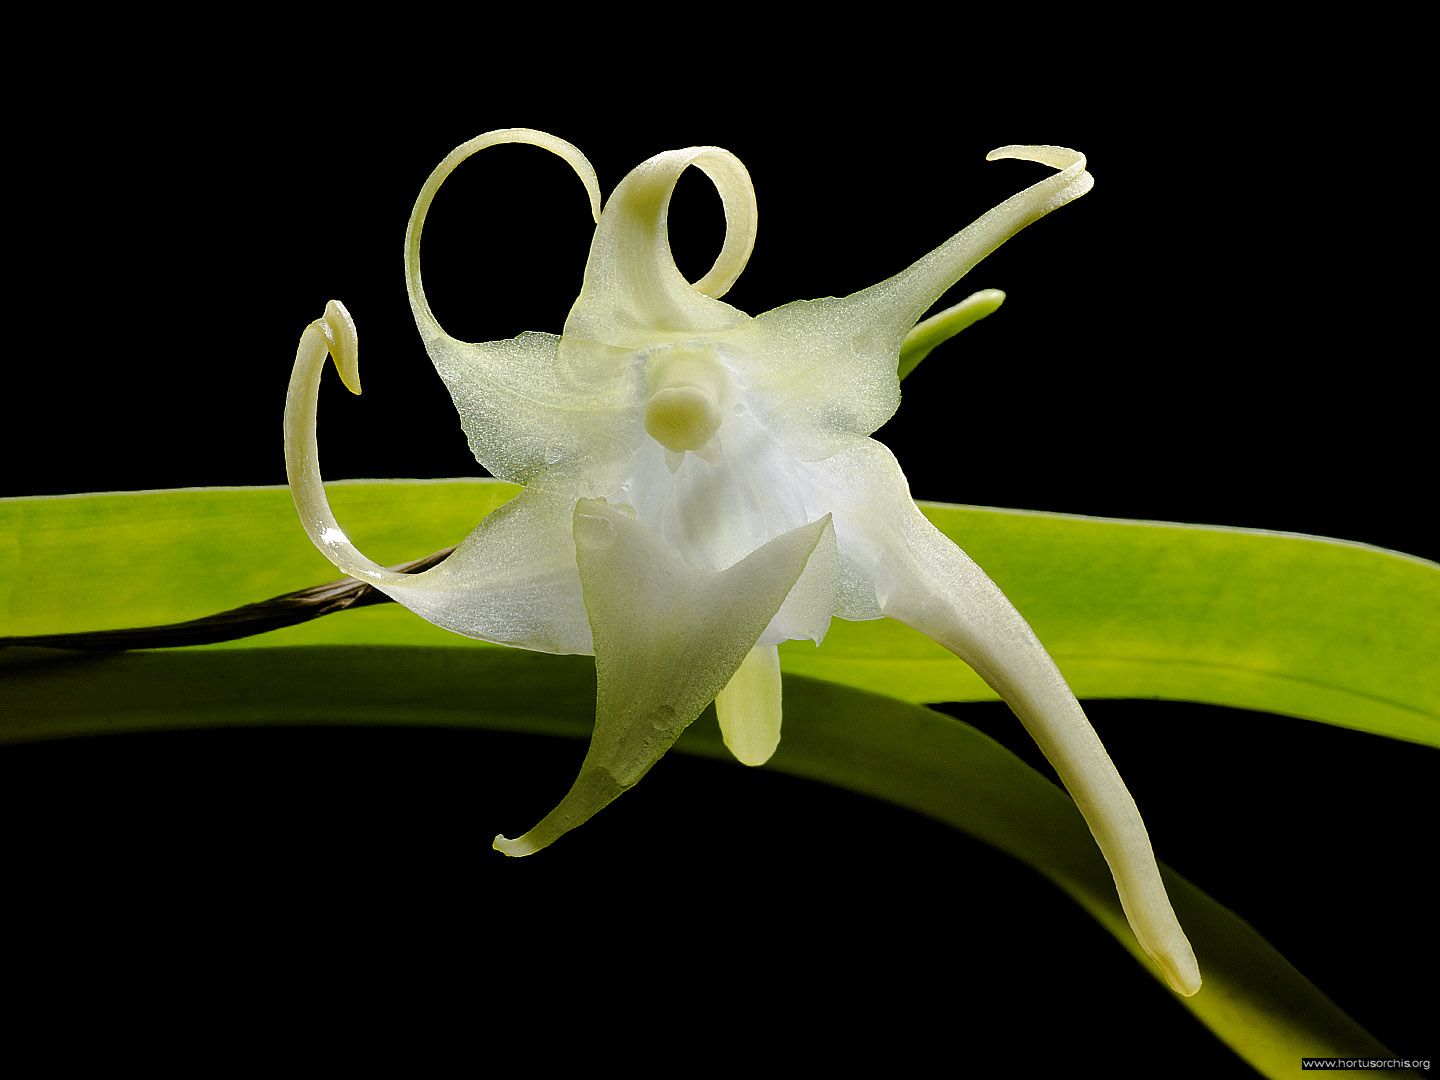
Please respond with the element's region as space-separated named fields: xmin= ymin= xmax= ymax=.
xmin=428 ymin=329 xmax=642 ymax=488
xmin=561 ymin=146 xmax=756 ymax=350
xmin=402 ymin=129 xmax=639 ymax=484
xmin=804 ymin=439 xmax=1201 ymax=997
xmin=380 ymin=487 xmax=592 ymax=654
xmin=493 ymin=503 xmax=833 ymax=856
xmin=895 ymin=568 xmax=1201 ymax=997
xmin=285 ymin=304 xmax=407 ymax=588
xmin=405 ymin=127 xmax=601 ymax=343
xmin=760 ymin=516 xmax=837 ymax=646
xmin=894 ymin=559 xmax=1202 ymax=997
xmin=730 ymin=148 xmax=1090 ymax=458
xmin=623 ymin=405 xmax=812 ymax=568
xmin=715 ymin=645 xmax=784 ymax=767
xmin=855 ymin=145 xmax=1092 ymax=337
xmin=284 ymin=304 xmax=591 ymax=653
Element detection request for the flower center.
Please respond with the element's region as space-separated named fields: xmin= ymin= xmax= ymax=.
xmin=643 ymin=345 xmax=730 ymax=454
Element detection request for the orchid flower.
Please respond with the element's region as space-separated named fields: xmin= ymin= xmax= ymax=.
xmin=283 ymin=128 xmax=1201 ymax=997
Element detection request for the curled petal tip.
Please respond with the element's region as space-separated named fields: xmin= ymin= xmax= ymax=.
xmin=492 ymin=833 xmax=540 ymax=858
xmin=986 ymin=145 xmax=1095 ymax=211
xmin=284 ymin=303 xmax=416 ymax=588
xmin=322 ymin=299 xmax=362 ymax=395
xmin=405 ymin=129 xmax=602 ymax=343
xmin=563 ymin=144 xmax=756 ymax=341
xmin=491 ymin=767 xmax=629 ymax=860
xmin=827 ymin=141 xmax=1094 ymax=382
xmin=985 ymin=144 xmax=1085 ymax=170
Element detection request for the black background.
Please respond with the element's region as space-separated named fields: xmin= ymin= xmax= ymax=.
xmin=2 ymin=48 xmax=1433 ymax=1071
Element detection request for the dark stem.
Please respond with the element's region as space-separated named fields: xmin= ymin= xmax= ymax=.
xmin=0 ymin=547 xmax=454 ymax=651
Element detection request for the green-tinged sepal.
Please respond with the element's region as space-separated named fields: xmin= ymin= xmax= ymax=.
xmin=493 ymin=503 xmax=834 ymax=855
xmin=561 ymin=146 xmax=757 ymax=349
xmin=898 ymin=289 xmax=1005 ymax=380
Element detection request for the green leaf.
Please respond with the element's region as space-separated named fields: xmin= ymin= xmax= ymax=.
xmin=4 ymin=481 xmax=1435 ymax=747
xmin=0 ymin=645 xmax=1389 ymax=1077
xmin=0 ymin=482 xmax=514 ymax=644
xmin=785 ymin=504 xmax=1440 ymax=749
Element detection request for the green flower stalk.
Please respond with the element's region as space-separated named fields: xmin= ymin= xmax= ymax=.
xmin=283 ymin=128 xmax=1201 ymax=997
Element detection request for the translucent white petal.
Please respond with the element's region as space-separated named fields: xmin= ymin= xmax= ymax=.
xmin=726 ymin=295 xmax=905 ymax=460
xmin=493 ymin=502 xmax=834 ymax=856
xmin=802 ymin=439 xmax=1201 ymax=997
xmin=284 ymin=304 xmax=592 ymax=654
xmin=759 ymin=516 xmax=837 ymax=647
xmin=427 ymin=329 xmax=642 ymax=489
xmin=375 ymin=486 xmax=592 ymax=654
xmin=560 ymin=146 xmax=757 ymax=354
xmin=406 ymin=127 xmax=601 ymax=343
xmin=853 ymin=146 xmax=1092 ymax=343
xmin=620 ymin=405 xmax=816 ymax=571
xmin=614 ymin=390 xmax=838 ymax=645
xmin=404 ymin=128 xmax=638 ymax=484
xmin=731 ymin=147 xmax=1091 ymax=458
